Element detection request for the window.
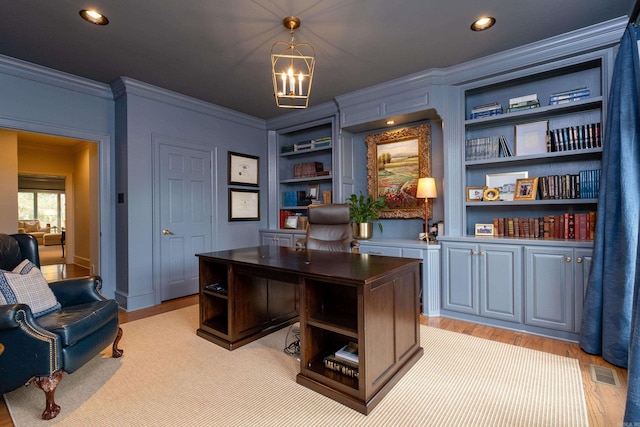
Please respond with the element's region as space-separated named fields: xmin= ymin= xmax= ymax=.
xmin=18 ymin=191 xmax=66 ymax=230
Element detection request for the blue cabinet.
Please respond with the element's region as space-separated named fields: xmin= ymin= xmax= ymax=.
xmin=441 ymin=240 xmax=522 ymax=323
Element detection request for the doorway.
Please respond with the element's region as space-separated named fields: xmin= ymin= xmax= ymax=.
xmin=13 ymin=129 xmax=99 ymax=278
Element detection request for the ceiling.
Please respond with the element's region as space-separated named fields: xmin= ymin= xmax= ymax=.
xmin=0 ymin=1 xmax=636 ymax=120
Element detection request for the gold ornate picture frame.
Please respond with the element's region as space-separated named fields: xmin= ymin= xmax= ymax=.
xmin=366 ymin=124 xmax=431 ymax=219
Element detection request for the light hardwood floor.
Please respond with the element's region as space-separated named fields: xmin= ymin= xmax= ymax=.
xmin=1 ymin=293 xmax=627 ymax=426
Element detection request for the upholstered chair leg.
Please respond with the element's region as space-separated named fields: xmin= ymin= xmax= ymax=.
xmin=33 ymin=370 xmax=64 ymax=420
xmin=112 ymin=326 xmax=124 ymax=358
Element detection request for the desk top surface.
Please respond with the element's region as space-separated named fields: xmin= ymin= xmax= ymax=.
xmin=197 ymin=245 xmax=420 ymax=284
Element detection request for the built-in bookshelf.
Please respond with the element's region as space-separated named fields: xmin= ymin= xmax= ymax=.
xmin=463 ymin=58 xmax=604 ymax=237
xmin=277 ymin=119 xmax=335 ymax=230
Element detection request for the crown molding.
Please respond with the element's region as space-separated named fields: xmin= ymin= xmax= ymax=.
xmin=443 ymin=16 xmax=628 ymax=86
xmin=265 ymin=100 xmax=337 ymax=131
xmin=0 ymin=54 xmax=113 ymax=100
xmin=111 ymin=77 xmax=266 ymax=131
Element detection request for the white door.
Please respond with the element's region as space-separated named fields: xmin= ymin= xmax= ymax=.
xmin=159 ymin=144 xmax=213 ymax=301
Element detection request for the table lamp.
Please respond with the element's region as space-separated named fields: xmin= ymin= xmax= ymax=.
xmin=416 ymin=177 xmax=437 ymax=235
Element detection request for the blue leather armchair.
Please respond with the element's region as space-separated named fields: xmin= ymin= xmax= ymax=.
xmin=0 ymin=233 xmax=122 ymax=420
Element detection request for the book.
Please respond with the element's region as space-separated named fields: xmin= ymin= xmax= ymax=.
xmin=323 ymin=354 xmax=359 ymax=378
xmin=335 ymin=342 xmax=359 ymax=364
xmin=509 ymin=94 xmax=538 ymax=105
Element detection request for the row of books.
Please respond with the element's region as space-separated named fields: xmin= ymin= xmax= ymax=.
xmin=293 ymin=161 xmax=330 ymax=178
xmin=547 ymin=123 xmax=601 ymax=152
xmin=323 ymin=342 xmax=359 ymax=378
xmin=465 ymin=135 xmax=512 ymax=160
xmin=469 ymin=87 xmax=591 ymax=120
xmin=537 ymin=169 xmax=600 ymax=200
xmin=492 ymin=212 xmax=596 ymax=240
xmin=281 ymin=137 xmax=332 ymax=153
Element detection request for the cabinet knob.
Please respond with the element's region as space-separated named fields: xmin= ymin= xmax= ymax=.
xmin=577 ymin=257 xmax=583 ymax=263
xmin=480 ymin=251 xmax=485 ymax=256
xmin=566 ymin=257 xmax=572 ymax=262
xmin=471 ymin=250 xmax=477 ymax=256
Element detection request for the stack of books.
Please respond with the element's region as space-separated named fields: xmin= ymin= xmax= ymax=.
xmin=280 ymin=144 xmax=295 ymax=153
xmin=465 ymin=135 xmax=512 ymax=160
xmin=547 ymin=122 xmax=601 ymax=151
xmin=311 ymin=136 xmax=331 ymax=148
xmin=507 ymin=94 xmax=540 ymax=113
xmin=549 ymin=87 xmax=590 ymax=105
xmin=469 ymin=102 xmax=502 ymax=119
xmin=323 ymin=342 xmax=359 ymax=378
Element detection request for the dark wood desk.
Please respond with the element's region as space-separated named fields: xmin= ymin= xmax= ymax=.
xmin=196 ymin=245 xmax=423 ymax=414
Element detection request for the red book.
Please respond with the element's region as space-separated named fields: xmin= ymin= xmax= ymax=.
xmin=567 ymin=213 xmax=576 ymax=239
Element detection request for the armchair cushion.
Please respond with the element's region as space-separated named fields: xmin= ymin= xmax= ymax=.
xmin=0 ymin=260 xmax=60 ymax=317
xmin=37 ymin=299 xmax=119 ymax=346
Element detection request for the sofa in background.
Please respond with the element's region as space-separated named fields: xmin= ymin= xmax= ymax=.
xmin=17 ymin=220 xmax=50 ymax=245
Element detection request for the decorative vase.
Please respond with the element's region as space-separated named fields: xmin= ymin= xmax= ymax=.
xmin=352 ymin=222 xmax=373 ymax=239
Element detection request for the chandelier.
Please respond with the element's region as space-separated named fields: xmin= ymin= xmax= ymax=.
xmin=271 ymin=17 xmax=315 ymax=109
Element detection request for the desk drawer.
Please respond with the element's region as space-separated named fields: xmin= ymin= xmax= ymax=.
xmin=359 ymin=245 xmax=402 ymax=257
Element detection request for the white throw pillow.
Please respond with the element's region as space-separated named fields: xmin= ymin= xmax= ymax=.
xmin=0 ymin=260 xmax=61 ymax=317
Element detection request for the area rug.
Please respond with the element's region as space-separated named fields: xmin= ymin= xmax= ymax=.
xmin=4 ymin=306 xmax=588 ymax=426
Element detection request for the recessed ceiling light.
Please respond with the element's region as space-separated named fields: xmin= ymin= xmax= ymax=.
xmin=471 ymin=16 xmax=495 ymax=31
xmin=79 ymin=9 xmax=109 ymax=25
xmin=386 ymin=120 xmax=395 ymax=125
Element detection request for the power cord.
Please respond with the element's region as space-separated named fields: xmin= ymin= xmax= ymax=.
xmin=283 ymin=323 xmax=300 ymax=357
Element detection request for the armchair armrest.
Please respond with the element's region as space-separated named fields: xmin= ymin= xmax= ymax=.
xmin=49 ymin=276 xmax=107 ymax=307
xmin=0 ymin=303 xmax=62 ymax=393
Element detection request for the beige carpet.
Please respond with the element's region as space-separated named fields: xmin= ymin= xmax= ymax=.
xmin=5 ymin=306 xmax=588 ymax=426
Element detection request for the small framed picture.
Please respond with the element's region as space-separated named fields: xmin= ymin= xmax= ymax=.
xmin=284 ymin=215 xmax=299 ymax=229
xmin=514 ymin=177 xmax=539 ymax=200
xmin=307 ymin=184 xmax=320 ymax=200
xmin=475 ymin=223 xmax=495 ymax=236
xmin=483 ymin=187 xmax=500 ymax=201
xmin=515 ymin=121 xmax=549 ymax=156
xmin=466 ymin=186 xmax=486 ymax=202
xmin=228 ymin=151 xmax=259 ymax=186
xmin=228 ymin=189 xmax=260 ymax=221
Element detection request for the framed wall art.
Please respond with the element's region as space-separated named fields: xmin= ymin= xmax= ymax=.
xmin=228 ymin=188 xmax=260 ymax=221
xmin=485 ymin=171 xmax=528 ymax=201
xmin=228 ymin=151 xmax=259 ymax=186
xmin=365 ymin=124 xmax=431 ymax=219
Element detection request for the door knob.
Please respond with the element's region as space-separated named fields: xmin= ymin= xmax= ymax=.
xmin=162 ymin=229 xmax=175 ymax=235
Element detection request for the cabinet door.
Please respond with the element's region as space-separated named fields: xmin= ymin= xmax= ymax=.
xmin=479 ymin=244 xmax=522 ymax=323
xmin=442 ymin=242 xmax=479 ymax=315
xmin=524 ymin=246 xmax=574 ymax=331
xmin=261 ymin=232 xmax=295 ymax=247
xmin=573 ymin=248 xmax=593 ymax=333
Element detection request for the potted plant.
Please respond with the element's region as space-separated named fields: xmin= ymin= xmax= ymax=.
xmin=346 ymin=193 xmax=386 ymax=239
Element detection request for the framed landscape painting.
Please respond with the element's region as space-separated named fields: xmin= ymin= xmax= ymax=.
xmin=366 ymin=124 xmax=431 ymax=219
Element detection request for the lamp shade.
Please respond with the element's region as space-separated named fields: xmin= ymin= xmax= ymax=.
xmin=416 ymin=177 xmax=437 ymax=199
